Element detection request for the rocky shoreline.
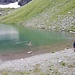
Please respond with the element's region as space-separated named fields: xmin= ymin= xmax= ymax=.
xmin=0 ymin=48 xmax=75 ymax=75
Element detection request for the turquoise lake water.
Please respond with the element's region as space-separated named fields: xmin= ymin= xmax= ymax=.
xmin=0 ymin=24 xmax=75 ymax=53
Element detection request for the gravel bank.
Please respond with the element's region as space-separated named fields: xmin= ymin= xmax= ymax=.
xmin=0 ymin=48 xmax=75 ymax=75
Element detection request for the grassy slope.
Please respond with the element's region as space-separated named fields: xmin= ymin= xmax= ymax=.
xmin=0 ymin=0 xmax=75 ymax=31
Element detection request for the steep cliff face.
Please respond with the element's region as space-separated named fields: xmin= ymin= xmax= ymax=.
xmin=18 ymin=0 xmax=32 ymax=6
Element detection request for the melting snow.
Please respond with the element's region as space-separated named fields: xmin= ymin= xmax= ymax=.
xmin=0 ymin=2 xmax=20 ymax=8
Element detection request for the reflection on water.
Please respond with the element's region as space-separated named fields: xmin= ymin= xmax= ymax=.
xmin=0 ymin=24 xmax=19 ymax=41
xmin=60 ymin=31 xmax=75 ymax=40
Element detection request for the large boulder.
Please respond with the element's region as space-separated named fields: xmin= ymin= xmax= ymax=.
xmin=18 ymin=0 xmax=32 ymax=6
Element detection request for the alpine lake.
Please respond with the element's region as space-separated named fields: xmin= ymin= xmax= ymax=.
xmin=0 ymin=24 xmax=75 ymax=54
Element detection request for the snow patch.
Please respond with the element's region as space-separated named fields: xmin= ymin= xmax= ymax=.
xmin=0 ymin=2 xmax=20 ymax=8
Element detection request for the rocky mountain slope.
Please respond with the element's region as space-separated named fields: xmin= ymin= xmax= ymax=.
xmin=0 ymin=0 xmax=75 ymax=31
xmin=0 ymin=0 xmax=31 ymax=6
xmin=0 ymin=0 xmax=18 ymax=4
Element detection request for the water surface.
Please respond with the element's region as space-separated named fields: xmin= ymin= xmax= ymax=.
xmin=0 ymin=24 xmax=75 ymax=53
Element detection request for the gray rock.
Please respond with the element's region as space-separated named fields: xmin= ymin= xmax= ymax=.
xmin=18 ymin=0 xmax=32 ymax=6
xmin=0 ymin=0 xmax=18 ymax=4
xmin=0 ymin=0 xmax=32 ymax=6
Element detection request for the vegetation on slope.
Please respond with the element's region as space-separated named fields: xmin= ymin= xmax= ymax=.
xmin=0 ymin=0 xmax=75 ymax=31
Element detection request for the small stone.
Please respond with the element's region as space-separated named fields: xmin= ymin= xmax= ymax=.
xmin=21 ymin=58 xmax=24 ymax=60
xmin=68 ymin=12 xmax=71 ymax=14
xmin=27 ymin=51 xmax=32 ymax=54
xmin=58 ymin=60 xmax=63 ymax=63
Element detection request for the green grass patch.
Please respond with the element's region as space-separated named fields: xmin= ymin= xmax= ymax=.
xmin=61 ymin=62 xmax=66 ymax=66
xmin=0 ymin=0 xmax=75 ymax=31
